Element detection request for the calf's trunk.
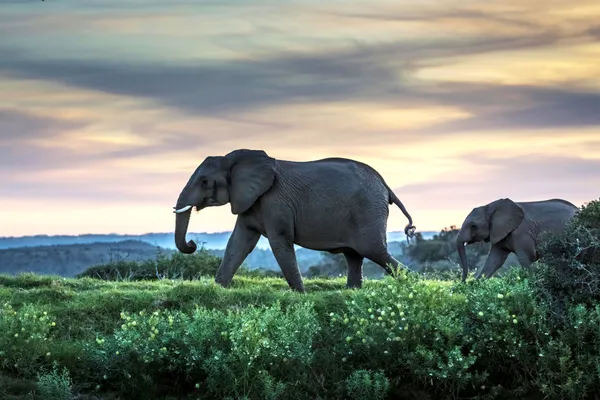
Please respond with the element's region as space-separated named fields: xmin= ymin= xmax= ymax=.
xmin=457 ymin=240 xmax=469 ymax=282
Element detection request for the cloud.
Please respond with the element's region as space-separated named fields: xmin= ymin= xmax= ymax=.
xmin=321 ymin=7 xmax=546 ymax=33
xmin=414 ymin=84 xmax=600 ymax=132
xmin=0 ymin=108 xmax=85 ymax=143
xmin=0 ymin=170 xmax=185 ymax=204
xmin=394 ymin=155 xmax=600 ymax=211
xmin=0 ymin=27 xmax=567 ymax=116
xmin=0 ymin=108 xmax=90 ymax=172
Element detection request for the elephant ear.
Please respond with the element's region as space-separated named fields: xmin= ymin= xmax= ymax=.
xmin=488 ymin=198 xmax=525 ymax=244
xmin=225 ymin=149 xmax=276 ymax=215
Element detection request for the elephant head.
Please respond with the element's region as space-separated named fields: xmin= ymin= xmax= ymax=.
xmin=172 ymin=149 xmax=276 ymax=254
xmin=456 ymin=198 xmax=524 ymax=282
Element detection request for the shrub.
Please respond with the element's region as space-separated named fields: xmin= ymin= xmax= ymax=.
xmin=84 ymin=301 xmax=320 ymax=399
xmin=328 ymin=268 xmax=546 ymax=399
xmin=405 ymin=226 xmax=490 ymax=276
xmin=77 ymin=248 xmax=222 ymax=281
xmin=0 ymin=303 xmax=56 ymax=376
xmin=345 ymin=369 xmax=389 ymax=400
xmin=530 ymin=198 xmax=600 ymax=398
xmin=534 ymin=198 xmax=600 ymax=322
xmin=35 ymin=363 xmax=72 ymax=400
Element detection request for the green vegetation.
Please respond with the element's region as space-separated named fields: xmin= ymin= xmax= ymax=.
xmin=0 ymin=198 xmax=598 ymax=400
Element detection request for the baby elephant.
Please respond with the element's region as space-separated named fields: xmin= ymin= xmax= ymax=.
xmin=456 ymin=198 xmax=579 ymax=282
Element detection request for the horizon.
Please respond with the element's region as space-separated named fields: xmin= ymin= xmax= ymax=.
xmin=2 ymin=0 xmax=599 ymax=237
xmin=0 ymin=228 xmax=440 ymax=239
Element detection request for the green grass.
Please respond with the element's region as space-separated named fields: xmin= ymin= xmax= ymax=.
xmin=0 ymin=273 xmax=353 ymax=339
xmin=0 ymin=273 xmax=369 ymax=399
xmin=0 ymin=265 xmax=596 ymax=400
xmin=0 ymin=270 xmax=529 ymax=400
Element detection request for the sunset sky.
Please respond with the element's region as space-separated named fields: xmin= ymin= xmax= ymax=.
xmin=1 ymin=0 xmax=599 ymax=237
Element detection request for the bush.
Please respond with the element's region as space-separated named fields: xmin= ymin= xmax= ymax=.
xmin=77 ymin=248 xmax=222 ymax=281
xmin=405 ymin=226 xmax=491 ymax=276
xmin=35 ymin=363 xmax=72 ymax=400
xmin=0 ymin=303 xmax=57 ymax=376
xmin=534 ymin=198 xmax=600 ymax=321
xmin=345 ymin=369 xmax=389 ymax=400
xmin=84 ymin=301 xmax=320 ymax=399
xmin=530 ymin=198 xmax=600 ymax=398
xmin=328 ymin=268 xmax=547 ymax=399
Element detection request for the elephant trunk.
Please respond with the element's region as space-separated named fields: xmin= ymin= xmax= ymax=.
xmin=174 ymin=210 xmax=197 ymax=254
xmin=457 ymin=239 xmax=469 ymax=282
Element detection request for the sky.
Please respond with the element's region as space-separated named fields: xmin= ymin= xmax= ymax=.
xmin=1 ymin=0 xmax=599 ymax=237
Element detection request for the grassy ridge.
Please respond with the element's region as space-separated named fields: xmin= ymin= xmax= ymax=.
xmin=0 ymin=270 xmax=584 ymax=400
xmin=0 ymin=274 xmax=360 ymax=399
xmin=0 ymin=273 xmax=351 ymax=343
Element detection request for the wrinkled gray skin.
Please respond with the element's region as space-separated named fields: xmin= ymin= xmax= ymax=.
xmin=173 ymin=149 xmax=416 ymax=292
xmin=456 ymin=198 xmax=578 ymax=282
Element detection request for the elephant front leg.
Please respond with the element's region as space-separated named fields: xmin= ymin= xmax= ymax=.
xmin=515 ymin=247 xmax=536 ymax=270
xmin=268 ymin=236 xmax=305 ymax=292
xmin=474 ymin=245 xmax=510 ymax=279
xmin=344 ymin=250 xmax=364 ymax=289
xmin=215 ymin=219 xmax=261 ymax=288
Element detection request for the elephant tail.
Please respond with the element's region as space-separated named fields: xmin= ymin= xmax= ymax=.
xmin=389 ymin=189 xmax=416 ymax=239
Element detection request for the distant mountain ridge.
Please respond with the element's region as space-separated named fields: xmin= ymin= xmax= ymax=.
xmin=0 ymin=230 xmax=437 ymax=251
xmin=0 ymin=237 xmax=419 ymax=278
xmin=0 ymin=231 xmax=438 ymax=278
xmin=0 ymin=240 xmax=167 ymax=277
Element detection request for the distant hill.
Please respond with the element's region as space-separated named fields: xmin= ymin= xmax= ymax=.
xmin=0 ymin=236 xmax=415 ymax=278
xmin=0 ymin=230 xmax=437 ymax=250
xmin=0 ymin=240 xmax=168 ymax=277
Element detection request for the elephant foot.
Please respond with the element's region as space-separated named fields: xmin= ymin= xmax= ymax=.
xmin=214 ymin=275 xmax=233 ymax=288
xmin=345 ymin=282 xmax=362 ymax=290
xmin=289 ymin=283 xmax=306 ymax=293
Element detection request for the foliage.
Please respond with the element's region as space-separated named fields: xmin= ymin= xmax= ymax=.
xmin=405 ymin=226 xmax=491 ymax=276
xmin=345 ymin=369 xmax=389 ymax=400
xmin=2 ymin=198 xmax=600 ymax=399
xmin=35 ymin=363 xmax=73 ymax=400
xmin=0 ymin=269 xmax=584 ymax=400
xmin=534 ymin=198 xmax=600 ymax=322
xmin=83 ymin=301 xmax=319 ymax=399
xmin=0 ymin=303 xmax=56 ymax=376
xmin=77 ymin=247 xmax=222 ymax=281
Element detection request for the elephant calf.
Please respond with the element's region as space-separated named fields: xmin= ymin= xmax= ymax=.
xmin=173 ymin=148 xmax=416 ymax=292
xmin=456 ymin=197 xmax=579 ymax=282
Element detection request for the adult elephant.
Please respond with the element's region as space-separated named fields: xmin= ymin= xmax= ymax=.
xmin=456 ymin=197 xmax=578 ymax=282
xmin=173 ymin=149 xmax=416 ymax=292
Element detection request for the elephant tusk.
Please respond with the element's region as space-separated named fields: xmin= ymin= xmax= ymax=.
xmin=173 ymin=205 xmax=193 ymax=213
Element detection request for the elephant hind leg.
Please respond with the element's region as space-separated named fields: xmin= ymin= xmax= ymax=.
xmin=269 ymin=237 xmax=305 ymax=292
xmin=515 ymin=247 xmax=536 ymax=270
xmin=364 ymin=250 xmax=404 ymax=276
xmin=344 ymin=250 xmax=364 ymax=289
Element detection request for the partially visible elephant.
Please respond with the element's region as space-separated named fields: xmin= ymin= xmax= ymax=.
xmin=456 ymin=198 xmax=579 ymax=282
xmin=173 ymin=148 xmax=416 ymax=292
